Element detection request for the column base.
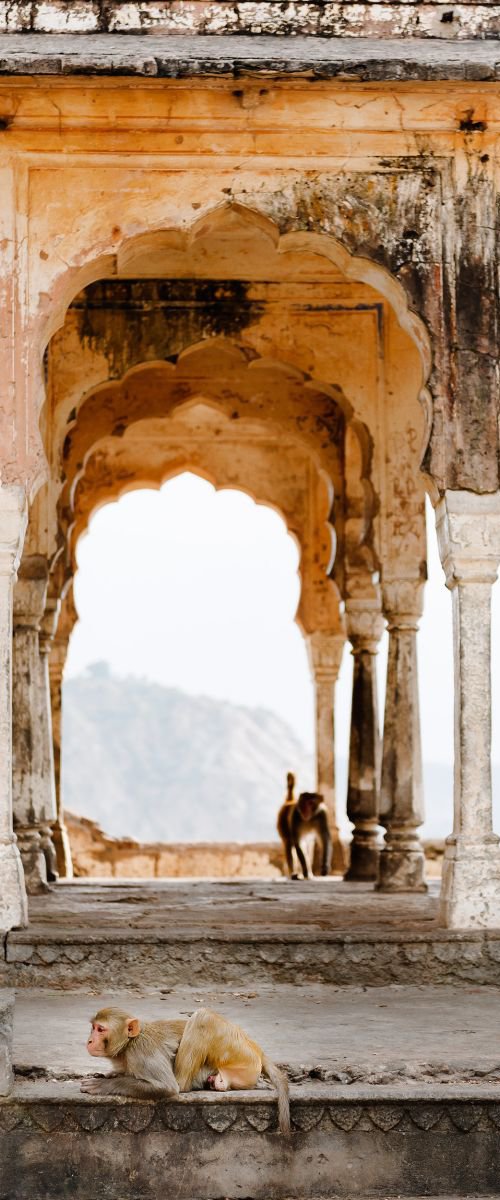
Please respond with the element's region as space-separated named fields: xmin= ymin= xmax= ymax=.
xmin=52 ymin=821 xmax=73 ymax=879
xmin=345 ymin=825 xmax=381 ymax=882
xmin=376 ymin=829 xmax=427 ymax=892
xmin=440 ymin=837 xmax=500 ymax=928
xmin=16 ymin=828 xmax=51 ymax=895
xmin=0 ymin=838 xmax=28 ymax=930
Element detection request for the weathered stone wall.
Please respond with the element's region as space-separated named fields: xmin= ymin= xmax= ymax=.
xmin=66 ymin=810 xmax=444 ymax=878
xmin=66 ymin=811 xmax=286 ymax=878
xmin=0 ymin=2 xmax=495 ymax=40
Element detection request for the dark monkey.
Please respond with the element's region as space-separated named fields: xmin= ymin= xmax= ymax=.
xmin=277 ymin=773 xmax=331 ymax=879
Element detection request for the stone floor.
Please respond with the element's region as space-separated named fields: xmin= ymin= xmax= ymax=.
xmin=14 ymin=876 xmax=442 ymax=934
xmin=11 ymin=981 xmax=500 ymax=1090
xmin=4 ymin=880 xmax=500 ymax=1198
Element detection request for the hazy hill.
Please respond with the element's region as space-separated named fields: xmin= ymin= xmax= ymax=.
xmin=61 ymin=665 xmax=315 ymax=842
xmin=61 ymin=664 xmax=500 ymax=845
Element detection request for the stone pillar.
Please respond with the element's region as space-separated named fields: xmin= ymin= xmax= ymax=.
xmin=48 ymin=624 xmax=73 ymax=878
xmin=344 ymin=602 xmax=384 ymax=882
xmin=0 ymin=486 xmax=28 ymax=931
xmin=377 ymin=579 xmax=427 ymax=893
xmin=39 ymin=600 xmax=60 ymax=884
xmin=12 ymin=558 xmax=58 ymax=893
xmin=307 ymin=631 xmax=346 ymax=873
xmin=436 ymin=490 xmax=500 ymax=928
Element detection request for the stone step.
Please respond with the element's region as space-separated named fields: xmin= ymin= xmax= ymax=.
xmin=3 ymin=879 xmax=500 ymax=991
xmin=1 ymin=1081 xmax=500 ymax=1199
xmin=6 ymin=986 xmax=500 ymax=1200
xmin=4 ymin=923 xmax=500 ymax=989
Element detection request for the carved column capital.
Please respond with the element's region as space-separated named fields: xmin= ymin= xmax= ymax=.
xmin=382 ymin=578 xmax=425 ymax=632
xmin=39 ymin=597 xmax=62 ymax=655
xmin=0 ymin=486 xmax=28 ymax=580
xmin=435 ymin=489 xmax=500 ymax=588
xmin=346 ymin=600 xmax=384 ymax=653
xmin=307 ymin=631 xmax=345 ymax=682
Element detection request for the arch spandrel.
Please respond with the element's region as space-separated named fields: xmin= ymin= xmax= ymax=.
xmin=58 ymin=346 xmax=348 ymax=514
xmin=33 ymin=200 xmax=432 ymax=492
xmin=30 ymin=201 xmax=428 ymax=624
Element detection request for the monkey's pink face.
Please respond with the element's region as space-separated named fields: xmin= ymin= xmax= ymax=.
xmin=87 ymin=1022 xmax=110 ymax=1057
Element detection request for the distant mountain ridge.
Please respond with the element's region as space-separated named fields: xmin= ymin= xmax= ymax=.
xmin=61 ymin=665 xmax=315 ymax=842
xmin=61 ymin=664 xmax=500 ymax=844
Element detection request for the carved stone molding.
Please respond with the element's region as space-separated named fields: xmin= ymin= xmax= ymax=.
xmin=435 ymin=490 xmax=500 ymax=588
xmin=307 ymin=630 xmax=345 ymax=681
xmin=1 ymin=1096 xmax=500 ymax=1137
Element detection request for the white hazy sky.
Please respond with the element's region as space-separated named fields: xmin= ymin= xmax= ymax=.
xmin=65 ymin=474 xmax=500 ymax=836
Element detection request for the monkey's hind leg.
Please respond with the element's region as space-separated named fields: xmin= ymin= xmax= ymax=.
xmin=174 ymin=1008 xmax=215 ymax=1092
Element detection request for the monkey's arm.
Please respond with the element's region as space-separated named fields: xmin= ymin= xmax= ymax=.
xmin=81 ymin=1073 xmax=158 ymax=1097
xmin=291 ymin=813 xmax=309 ymax=879
xmin=81 ymin=1052 xmax=180 ymax=1098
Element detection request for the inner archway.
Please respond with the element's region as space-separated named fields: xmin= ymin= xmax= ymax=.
xmin=62 ymin=473 xmax=316 ymax=848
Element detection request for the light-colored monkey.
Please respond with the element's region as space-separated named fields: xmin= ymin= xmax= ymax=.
xmin=82 ymin=1005 xmax=290 ymax=1133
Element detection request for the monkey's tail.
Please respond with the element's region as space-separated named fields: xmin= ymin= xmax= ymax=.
xmin=262 ymin=1054 xmax=290 ymax=1135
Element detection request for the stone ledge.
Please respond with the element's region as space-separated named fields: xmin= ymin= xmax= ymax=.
xmin=2 ymin=1084 xmax=500 ymax=1198
xmin=5 ymin=1079 xmax=500 ymax=1130
xmin=0 ymin=34 xmax=500 ymax=81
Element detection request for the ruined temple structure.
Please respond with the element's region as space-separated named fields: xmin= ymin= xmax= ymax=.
xmin=5 ymin=8 xmax=500 ymax=1197
xmin=2 ymin=3 xmax=500 ymax=940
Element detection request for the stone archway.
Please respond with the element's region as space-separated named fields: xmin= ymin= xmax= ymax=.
xmin=11 ymin=199 xmax=431 ymax=908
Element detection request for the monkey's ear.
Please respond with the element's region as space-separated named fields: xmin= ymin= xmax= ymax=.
xmin=126 ymin=1017 xmax=141 ymax=1038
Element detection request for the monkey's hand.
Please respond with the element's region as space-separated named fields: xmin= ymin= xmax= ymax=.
xmin=80 ymin=1075 xmax=119 ymax=1095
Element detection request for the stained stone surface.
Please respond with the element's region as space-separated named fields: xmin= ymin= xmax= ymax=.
xmin=11 ymin=982 xmax=500 ymax=1087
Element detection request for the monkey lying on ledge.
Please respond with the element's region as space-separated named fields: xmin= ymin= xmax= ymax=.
xmin=82 ymin=1005 xmax=290 ymax=1133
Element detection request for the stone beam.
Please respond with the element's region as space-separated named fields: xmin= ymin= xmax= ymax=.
xmin=1 ymin=35 xmax=500 ymax=81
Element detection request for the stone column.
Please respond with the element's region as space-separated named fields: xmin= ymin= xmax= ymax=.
xmin=344 ymin=602 xmax=384 ymax=881
xmin=38 ymin=599 xmax=60 ymax=883
xmin=0 ymin=486 xmax=28 ymax=931
xmin=307 ymin=631 xmax=346 ymax=873
xmin=12 ymin=558 xmax=58 ymax=893
xmin=436 ymin=490 xmax=500 ymax=928
xmin=377 ymin=579 xmax=427 ymax=893
xmin=48 ymin=623 xmax=73 ymax=878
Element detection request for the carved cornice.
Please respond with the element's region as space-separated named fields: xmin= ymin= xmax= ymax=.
xmin=1 ymin=1097 xmax=500 ymax=1136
